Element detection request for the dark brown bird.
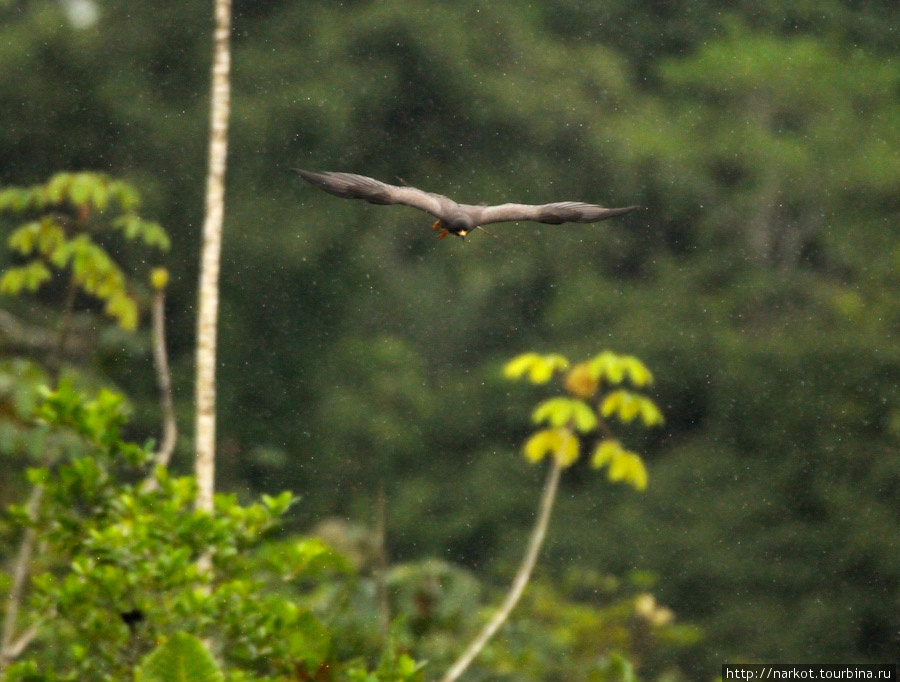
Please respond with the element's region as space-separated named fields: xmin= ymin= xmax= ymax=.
xmin=293 ymin=169 xmax=638 ymax=239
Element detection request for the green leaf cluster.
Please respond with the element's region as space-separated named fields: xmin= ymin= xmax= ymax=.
xmin=1 ymin=173 xmax=169 ymax=330
xmin=4 ymin=384 xmax=423 ymax=682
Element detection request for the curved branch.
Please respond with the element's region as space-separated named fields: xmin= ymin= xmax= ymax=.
xmin=142 ymin=289 xmax=178 ymax=493
xmin=439 ymin=456 xmax=562 ymax=682
xmin=152 ymin=289 xmax=177 ymax=468
xmin=0 ymin=486 xmax=44 ymax=671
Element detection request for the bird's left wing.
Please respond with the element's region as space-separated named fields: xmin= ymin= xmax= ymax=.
xmin=293 ymin=169 xmax=449 ymax=219
xmin=475 ymin=201 xmax=639 ymax=226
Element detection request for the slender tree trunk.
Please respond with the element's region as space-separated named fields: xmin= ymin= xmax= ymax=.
xmin=194 ymin=0 xmax=232 ymax=514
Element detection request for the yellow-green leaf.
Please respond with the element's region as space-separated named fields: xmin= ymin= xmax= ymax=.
xmin=523 ymin=428 xmax=579 ymax=467
xmin=591 ymin=439 xmax=625 ymax=469
xmin=608 ymin=451 xmax=648 ymax=491
xmin=107 ymin=179 xmax=140 ymax=210
xmin=46 ymin=172 xmax=72 ymax=204
xmin=532 ymin=397 xmax=597 ymax=432
xmin=621 ymin=355 xmax=654 ymax=386
xmin=504 ymin=352 xmax=541 ymax=380
xmin=91 ymin=180 xmax=109 ymax=211
xmin=592 ymin=440 xmax=647 ymax=491
xmin=35 ymin=219 xmax=66 ymax=256
xmin=105 ymin=291 xmax=138 ymax=330
xmin=0 ymin=262 xmax=51 ymax=294
xmin=503 ymin=352 xmax=569 ymax=384
xmin=8 ymin=221 xmax=39 ymax=254
xmin=638 ymin=399 xmax=664 ymax=426
xmin=69 ymin=173 xmax=94 ymax=206
xmin=600 ymin=390 xmax=663 ymax=426
xmin=589 ymin=351 xmax=655 ymax=387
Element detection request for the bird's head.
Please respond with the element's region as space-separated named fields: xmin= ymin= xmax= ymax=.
xmin=447 ymin=215 xmax=475 ymax=238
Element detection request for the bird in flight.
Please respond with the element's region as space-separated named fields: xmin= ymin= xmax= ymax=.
xmin=293 ymin=169 xmax=638 ymax=239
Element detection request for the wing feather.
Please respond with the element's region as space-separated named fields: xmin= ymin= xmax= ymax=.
xmin=476 ymin=201 xmax=639 ymax=226
xmin=293 ymin=169 xmax=449 ymax=219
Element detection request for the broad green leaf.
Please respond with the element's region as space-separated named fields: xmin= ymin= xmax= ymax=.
xmin=107 ymin=179 xmax=140 ymax=210
xmin=91 ymin=180 xmax=109 ymax=211
xmin=287 ymin=611 xmax=331 ymax=671
xmin=261 ymin=490 xmax=295 ymax=515
xmin=68 ymin=173 xmax=95 ymax=207
xmin=135 ymin=632 xmax=223 ymax=682
xmin=0 ymin=261 xmax=52 ymax=294
xmin=46 ymin=172 xmax=73 ymax=204
xmin=138 ymin=220 xmax=171 ymax=250
xmin=112 ymin=215 xmax=171 ymax=249
xmin=8 ymin=221 xmax=41 ymax=254
xmin=0 ymin=188 xmax=29 ymax=212
xmin=35 ymin=219 xmax=66 ymax=256
xmin=105 ymin=291 xmax=138 ymax=330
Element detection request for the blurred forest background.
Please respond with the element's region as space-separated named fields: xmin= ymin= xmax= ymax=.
xmin=1 ymin=0 xmax=899 ymax=677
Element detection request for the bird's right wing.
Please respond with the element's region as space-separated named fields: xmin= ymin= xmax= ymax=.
xmin=293 ymin=169 xmax=449 ymax=219
xmin=476 ymin=201 xmax=639 ymax=226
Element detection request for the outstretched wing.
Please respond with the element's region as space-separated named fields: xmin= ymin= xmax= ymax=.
xmin=293 ymin=169 xmax=451 ymax=219
xmin=475 ymin=201 xmax=639 ymax=226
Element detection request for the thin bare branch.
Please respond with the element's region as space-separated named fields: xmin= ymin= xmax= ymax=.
xmin=2 ymin=621 xmax=42 ymax=664
xmin=52 ymin=276 xmax=78 ymax=373
xmin=0 ymin=309 xmax=94 ymax=357
xmin=439 ymin=456 xmax=562 ymax=682
xmin=0 ymin=486 xmax=44 ymax=671
xmin=152 ymin=289 xmax=177 ymax=468
xmin=142 ymin=289 xmax=178 ymax=493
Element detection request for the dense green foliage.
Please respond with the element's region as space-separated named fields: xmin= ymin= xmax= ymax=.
xmin=0 ymin=381 xmax=425 ymax=681
xmin=1 ymin=0 xmax=898 ymax=675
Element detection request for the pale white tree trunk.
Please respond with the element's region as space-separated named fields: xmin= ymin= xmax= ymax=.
xmin=195 ymin=0 xmax=232 ymax=514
